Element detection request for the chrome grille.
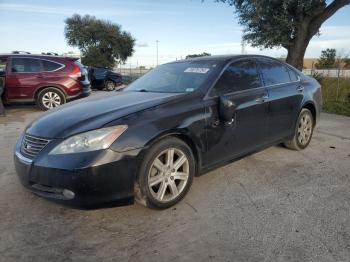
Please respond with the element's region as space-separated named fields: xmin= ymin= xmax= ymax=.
xmin=21 ymin=134 xmax=50 ymax=158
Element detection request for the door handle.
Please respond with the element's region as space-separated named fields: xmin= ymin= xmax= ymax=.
xmin=256 ymin=94 xmax=269 ymax=103
xmin=212 ymin=119 xmax=220 ymax=127
xmin=297 ymin=86 xmax=304 ymax=92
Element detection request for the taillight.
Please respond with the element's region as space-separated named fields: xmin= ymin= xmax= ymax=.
xmin=69 ymin=63 xmax=81 ymax=80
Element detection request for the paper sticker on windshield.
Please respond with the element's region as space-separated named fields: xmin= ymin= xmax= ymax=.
xmin=184 ymin=67 xmax=210 ymax=74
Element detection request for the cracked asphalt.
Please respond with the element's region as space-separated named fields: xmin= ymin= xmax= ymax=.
xmin=0 ymin=102 xmax=350 ymax=262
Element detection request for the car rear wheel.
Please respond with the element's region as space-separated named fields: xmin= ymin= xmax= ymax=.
xmin=37 ymin=88 xmax=66 ymax=111
xmin=104 ymin=80 xmax=116 ymax=91
xmin=284 ymin=108 xmax=314 ymax=150
xmin=135 ymin=137 xmax=195 ymax=209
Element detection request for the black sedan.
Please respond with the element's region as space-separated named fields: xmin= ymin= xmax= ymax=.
xmin=14 ymin=55 xmax=322 ymax=209
xmin=88 ymin=66 xmax=123 ymax=91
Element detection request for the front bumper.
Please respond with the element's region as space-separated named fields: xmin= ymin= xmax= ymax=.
xmin=14 ymin=134 xmax=141 ymax=208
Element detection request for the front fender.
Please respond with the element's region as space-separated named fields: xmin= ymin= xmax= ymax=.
xmin=108 ymin=97 xmax=207 ymax=170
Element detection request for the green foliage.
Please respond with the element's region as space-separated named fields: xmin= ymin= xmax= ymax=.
xmin=311 ymin=71 xmax=324 ymax=82
xmin=65 ymin=14 xmax=135 ymax=69
xmin=217 ymin=0 xmax=349 ymax=69
xmin=315 ymin=48 xmax=337 ymax=69
xmin=186 ymin=52 xmax=211 ymax=59
xmin=323 ymin=101 xmax=350 ymax=116
xmin=321 ymin=76 xmax=350 ymax=116
xmin=218 ymin=0 xmax=326 ymax=49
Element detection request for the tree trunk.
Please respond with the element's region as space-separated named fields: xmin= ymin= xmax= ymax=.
xmin=286 ymin=24 xmax=313 ymax=70
xmin=285 ymin=0 xmax=350 ymax=70
xmin=286 ymin=46 xmax=306 ymax=70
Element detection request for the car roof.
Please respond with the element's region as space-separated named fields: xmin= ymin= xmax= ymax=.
xmin=0 ymin=53 xmax=78 ymax=61
xmin=171 ymin=54 xmax=285 ymax=64
xmin=166 ymin=54 xmax=299 ymax=72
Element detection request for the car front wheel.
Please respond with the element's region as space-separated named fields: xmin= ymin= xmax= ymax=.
xmin=37 ymin=88 xmax=66 ymax=111
xmin=284 ymin=108 xmax=314 ymax=150
xmin=104 ymin=80 xmax=116 ymax=91
xmin=135 ymin=137 xmax=195 ymax=209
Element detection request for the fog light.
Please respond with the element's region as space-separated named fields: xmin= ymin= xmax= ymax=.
xmin=62 ymin=189 xmax=75 ymax=200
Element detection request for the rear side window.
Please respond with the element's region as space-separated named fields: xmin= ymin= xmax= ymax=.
xmin=42 ymin=60 xmax=63 ymax=71
xmin=259 ymin=59 xmax=291 ymax=86
xmin=11 ymin=58 xmax=42 ymax=73
xmin=287 ymin=68 xmax=299 ymax=81
xmin=210 ymin=60 xmax=261 ymax=96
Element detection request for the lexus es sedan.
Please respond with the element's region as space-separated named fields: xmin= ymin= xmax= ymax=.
xmin=14 ymin=55 xmax=322 ymax=209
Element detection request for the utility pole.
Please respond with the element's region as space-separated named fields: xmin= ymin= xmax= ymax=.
xmin=156 ymin=40 xmax=159 ymax=66
xmin=241 ymin=30 xmax=246 ymax=54
xmin=241 ymin=39 xmax=246 ymax=54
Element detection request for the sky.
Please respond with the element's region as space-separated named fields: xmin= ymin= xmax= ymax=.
xmin=0 ymin=0 xmax=349 ymax=67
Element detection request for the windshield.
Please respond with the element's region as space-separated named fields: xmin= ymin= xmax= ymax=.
xmin=124 ymin=61 xmax=219 ymax=93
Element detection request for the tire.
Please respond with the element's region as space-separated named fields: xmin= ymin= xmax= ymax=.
xmin=135 ymin=137 xmax=195 ymax=209
xmin=284 ymin=108 xmax=314 ymax=150
xmin=37 ymin=87 xmax=66 ymax=111
xmin=104 ymin=80 xmax=116 ymax=91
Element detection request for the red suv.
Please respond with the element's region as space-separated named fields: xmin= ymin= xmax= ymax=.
xmin=0 ymin=52 xmax=91 ymax=110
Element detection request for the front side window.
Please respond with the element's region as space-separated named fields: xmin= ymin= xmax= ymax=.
xmin=259 ymin=59 xmax=291 ymax=86
xmin=125 ymin=61 xmax=220 ymax=93
xmin=11 ymin=58 xmax=42 ymax=73
xmin=210 ymin=60 xmax=261 ymax=96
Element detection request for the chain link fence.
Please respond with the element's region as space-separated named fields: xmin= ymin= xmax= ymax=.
xmin=114 ymin=65 xmax=151 ymax=84
xmin=303 ymin=69 xmax=350 ymax=78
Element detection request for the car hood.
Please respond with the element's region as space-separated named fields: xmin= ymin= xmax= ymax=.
xmin=26 ymin=91 xmax=182 ymax=139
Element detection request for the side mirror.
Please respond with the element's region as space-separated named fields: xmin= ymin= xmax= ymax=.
xmin=219 ymin=96 xmax=236 ymax=123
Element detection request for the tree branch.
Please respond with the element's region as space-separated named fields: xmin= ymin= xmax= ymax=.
xmin=310 ymin=0 xmax=350 ymax=33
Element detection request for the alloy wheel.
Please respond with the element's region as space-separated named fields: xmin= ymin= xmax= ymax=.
xmin=105 ymin=81 xmax=115 ymax=91
xmin=148 ymin=148 xmax=189 ymax=203
xmin=297 ymin=113 xmax=313 ymax=146
xmin=42 ymin=92 xmax=61 ymax=109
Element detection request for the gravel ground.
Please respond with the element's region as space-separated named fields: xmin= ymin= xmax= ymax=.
xmin=0 ymin=102 xmax=349 ymax=262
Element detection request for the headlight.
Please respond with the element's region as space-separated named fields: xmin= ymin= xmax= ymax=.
xmin=49 ymin=125 xmax=127 ymax=155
